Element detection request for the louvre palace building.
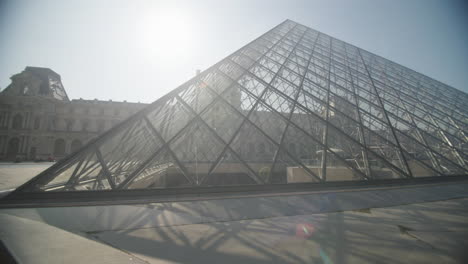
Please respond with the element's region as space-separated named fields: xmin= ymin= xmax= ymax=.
xmin=0 ymin=66 xmax=147 ymax=161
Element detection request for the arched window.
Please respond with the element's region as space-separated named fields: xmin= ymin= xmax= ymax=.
xmin=22 ymin=86 xmax=29 ymax=95
xmin=12 ymin=114 xmax=23 ymax=129
xmin=53 ymin=138 xmax=66 ymax=156
xmin=34 ymin=117 xmax=41 ymax=130
xmin=70 ymin=139 xmax=82 ymax=153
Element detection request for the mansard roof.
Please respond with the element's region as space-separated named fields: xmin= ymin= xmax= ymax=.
xmin=2 ymin=66 xmax=69 ymax=101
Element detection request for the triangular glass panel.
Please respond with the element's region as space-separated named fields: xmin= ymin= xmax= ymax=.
xmin=257 ymin=56 xmax=282 ymax=74
xmin=240 ymin=46 xmax=263 ymax=61
xmin=128 ymin=147 xmax=189 ymax=189
xmin=145 ymin=96 xmax=195 ymax=141
xmin=302 ymin=78 xmax=327 ymax=102
xmin=228 ymin=121 xmax=279 ymax=180
xmin=325 ymin=125 xmax=369 ymax=181
xmin=443 ymin=133 xmax=468 ymax=162
xmin=237 ymin=73 xmax=267 ymax=98
xmin=38 ymin=151 xmax=107 ymax=191
xmin=265 ymin=49 xmax=287 ymax=65
xmin=202 ymin=149 xmax=260 ymax=186
xmin=220 ymin=83 xmax=258 ymax=114
xmin=329 ymin=82 xmax=358 ymax=108
xmin=177 ymin=79 xmax=217 ymax=114
xmin=200 ymin=98 xmax=245 ymax=143
xmin=392 ymin=128 xmax=443 ymax=177
xmin=277 ymin=67 xmax=302 ymax=87
xmin=168 ymin=120 xmax=225 ymax=185
xmin=70 ymin=152 xmax=113 ymax=191
xmin=249 ymin=63 xmax=275 ymax=84
xmin=365 ymin=148 xmax=407 ymax=180
xmin=384 ymin=103 xmax=459 ymax=172
xmin=359 ymin=111 xmax=411 ymax=177
xmin=249 ymin=38 xmax=272 ymax=55
xmin=230 ymin=52 xmax=255 ymax=69
xmin=286 ymin=51 xmax=308 ymax=74
xmin=306 ymin=65 xmax=328 ymax=88
xmin=289 ymin=104 xmax=326 ymax=144
xmin=270 ymin=75 xmax=300 ymax=101
xmin=274 ymin=123 xmax=322 ymax=183
xmin=201 ymin=70 xmax=235 ymax=95
xmin=420 ymin=129 xmax=467 ymax=169
xmin=433 ymin=152 xmax=467 ymax=176
xmin=248 ymin=98 xmax=288 ymax=144
xmin=31 ymin=151 xmax=98 ymax=191
xmin=262 ymin=87 xmax=296 ymax=118
xmin=217 ymin=60 xmax=245 ymax=81
xmin=98 ymin=118 xmax=162 ymax=186
xmin=273 ymin=146 xmax=321 ymax=184
xmin=296 ymin=89 xmax=328 ymax=118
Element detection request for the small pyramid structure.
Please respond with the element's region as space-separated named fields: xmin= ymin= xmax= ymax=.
xmin=11 ymin=20 xmax=468 ymax=194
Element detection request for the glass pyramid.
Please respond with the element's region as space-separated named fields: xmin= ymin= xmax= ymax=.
xmin=12 ymin=20 xmax=468 ymax=193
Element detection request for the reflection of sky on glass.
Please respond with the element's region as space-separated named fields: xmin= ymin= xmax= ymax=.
xmin=0 ymin=0 xmax=467 ymax=103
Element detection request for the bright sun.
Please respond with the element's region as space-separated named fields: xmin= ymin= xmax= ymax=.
xmin=138 ymin=5 xmax=194 ymax=64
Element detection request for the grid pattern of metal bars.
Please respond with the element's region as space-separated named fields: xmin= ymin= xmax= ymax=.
xmin=13 ymin=19 xmax=468 ymax=193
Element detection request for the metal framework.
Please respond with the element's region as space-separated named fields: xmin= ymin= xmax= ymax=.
xmin=7 ymin=20 xmax=468 ymax=196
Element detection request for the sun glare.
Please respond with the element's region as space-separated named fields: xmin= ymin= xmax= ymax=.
xmin=138 ymin=5 xmax=194 ymax=65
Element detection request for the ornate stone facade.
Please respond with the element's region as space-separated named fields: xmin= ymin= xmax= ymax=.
xmin=0 ymin=67 xmax=147 ymax=161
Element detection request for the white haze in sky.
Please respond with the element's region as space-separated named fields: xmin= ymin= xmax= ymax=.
xmin=1 ymin=0 xmax=467 ymax=103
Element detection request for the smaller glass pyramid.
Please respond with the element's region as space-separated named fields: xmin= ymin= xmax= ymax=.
xmin=12 ymin=20 xmax=468 ymax=194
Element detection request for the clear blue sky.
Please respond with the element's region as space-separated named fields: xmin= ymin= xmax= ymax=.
xmin=1 ymin=0 xmax=467 ymax=103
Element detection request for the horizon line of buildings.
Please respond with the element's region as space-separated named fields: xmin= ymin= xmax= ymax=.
xmin=0 ymin=66 xmax=148 ymax=161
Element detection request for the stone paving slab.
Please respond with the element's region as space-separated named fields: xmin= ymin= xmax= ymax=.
xmin=94 ymin=198 xmax=468 ymax=263
xmin=369 ymin=199 xmax=468 ymax=232
xmin=0 ymin=213 xmax=147 ymax=264
xmin=1 ymin=185 xmax=467 ymax=263
xmin=0 ymin=163 xmax=52 ymax=190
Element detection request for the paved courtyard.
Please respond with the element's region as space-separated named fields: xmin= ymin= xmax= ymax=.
xmin=1 ymin=182 xmax=468 ymax=263
xmin=0 ymin=162 xmax=53 ymax=190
